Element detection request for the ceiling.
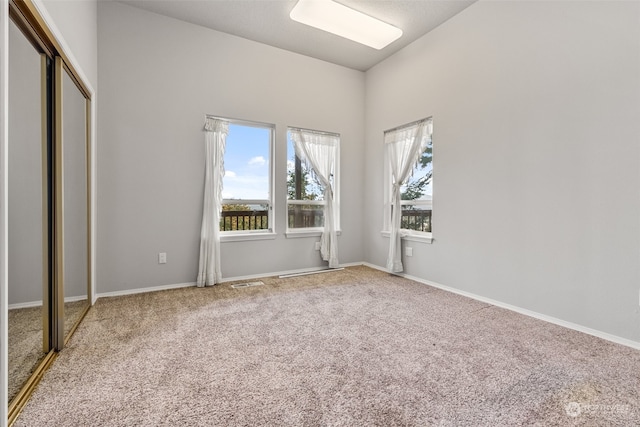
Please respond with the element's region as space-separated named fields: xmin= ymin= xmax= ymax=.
xmin=117 ymin=0 xmax=477 ymax=71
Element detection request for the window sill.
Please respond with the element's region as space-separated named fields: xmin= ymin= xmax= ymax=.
xmin=221 ymin=232 xmax=277 ymax=242
xmin=380 ymin=230 xmax=433 ymax=244
xmin=286 ymin=229 xmax=342 ymax=239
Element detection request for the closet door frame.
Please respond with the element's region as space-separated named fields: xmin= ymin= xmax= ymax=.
xmin=6 ymin=0 xmax=94 ymax=424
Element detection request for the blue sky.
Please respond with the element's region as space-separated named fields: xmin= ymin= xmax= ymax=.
xmin=222 ymin=124 xmax=270 ymax=200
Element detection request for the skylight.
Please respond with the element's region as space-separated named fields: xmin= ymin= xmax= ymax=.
xmin=290 ymin=0 xmax=403 ymax=50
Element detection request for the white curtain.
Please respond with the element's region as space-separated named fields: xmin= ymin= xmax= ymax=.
xmin=385 ymin=120 xmax=431 ymax=273
xmin=197 ymin=118 xmax=228 ymax=287
xmin=290 ymin=130 xmax=339 ymax=268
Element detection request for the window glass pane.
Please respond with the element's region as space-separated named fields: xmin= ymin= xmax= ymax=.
xmin=223 ymin=124 xmax=270 ymax=200
xmin=399 ymin=140 xmax=432 ymax=202
xmin=220 ymin=121 xmax=272 ymax=232
xmin=287 ymin=204 xmax=324 ymax=229
xmin=398 ymin=205 xmax=432 ymax=233
xmin=286 ymin=138 xmax=325 ymax=201
xmin=388 ymin=118 xmax=432 ymax=234
xmin=286 ymin=133 xmax=338 ymax=230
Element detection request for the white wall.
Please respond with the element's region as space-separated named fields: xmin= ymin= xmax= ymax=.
xmin=364 ymin=0 xmax=640 ymax=342
xmin=39 ymin=0 xmax=98 ymax=91
xmin=96 ymin=2 xmax=365 ymax=293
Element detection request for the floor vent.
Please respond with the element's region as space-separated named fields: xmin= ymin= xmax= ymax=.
xmin=231 ymin=281 xmax=265 ymax=289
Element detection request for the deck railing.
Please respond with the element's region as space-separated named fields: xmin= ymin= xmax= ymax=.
xmin=400 ymin=209 xmax=432 ymax=232
xmin=287 ymin=207 xmax=324 ymax=228
xmin=220 ymin=210 xmax=269 ymax=231
xmin=219 ymin=209 xmax=432 ymax=232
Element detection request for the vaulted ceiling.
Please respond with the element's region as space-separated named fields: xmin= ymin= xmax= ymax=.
xmin=117 ymin=0 xmax=477 ymax=71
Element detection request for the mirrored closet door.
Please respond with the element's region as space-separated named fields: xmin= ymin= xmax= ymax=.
xmin=57 ymin=60 xmax=91 ymax=346
xmin=7 ymin=16 xmax=52 ymax=408
xmin=7 ymin=0 xmax=93 ymax=423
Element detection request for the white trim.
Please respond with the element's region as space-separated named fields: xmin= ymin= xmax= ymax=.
xmin=8 ymin=295 xmax=88 ymax=310
xmin=286 ymin=229 xmax=322 ymax=238
xmin=31 ymin=0 xmax=98 ymax=307
xmin=381 ymin=230 xmax=433 ymax=244
xmin=402 ymin=233 xmax=433 ymax=244
xmin=220 ymin=266 xmax=333 ymax=284
xmin=90 ymin=96 xmax=97 ymax=305
xmin=362 ymin=262 xmax=640 ymax=351
xmin=286 ymin=229 xmax=342 ymax=239
xmin=94 ymin=262 xmax=363 ymax=300
xmin=32 ymin=0 xmax=95 ymax=94
xmin=96 ymin=282 xmax=195 ymax=299
xmin=218 ymin=117 xmax=276 ymax=235
xmin=279 ymin=267 xmax=344 ymax=278
xmin=220 ymin=232 xmax=277 ymax=242
xmin=8 ymin=301 xmax=43 ymax=310
xmin=95 ymin=260 xmax=640 ymax=351
xmin=220 ymin=261 xmax=360 ymax=283
xmin=222 ymin=199 xmax=270 ymax=206
xmin=287 ymin=199 xmax=325 ymax=206
xmin=1 ymin=0 xmax=9 ymax=419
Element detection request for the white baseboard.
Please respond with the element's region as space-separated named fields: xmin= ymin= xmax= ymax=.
xmin=362 ymin=262 xmax=640 ymax=351
xmin=92 ymin=261 xmax=640 ymax=351
xmin=8 ymin=301 xmax=41 ymax=310
xmin=96 ymin=282 xmax=195 ymax=299
xmin=8 ymin=294 xmax=89 ymax=310
xmin=95 ymin=262 xmax=365 ymax=300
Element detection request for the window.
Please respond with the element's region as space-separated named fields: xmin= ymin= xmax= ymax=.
xmin=384 ymin=118 xmax=433 ymax=237
xmin=220 ymin=120 xmax=274 ymax=234
xmin=286 ymin=128 xmax=340 ymax=233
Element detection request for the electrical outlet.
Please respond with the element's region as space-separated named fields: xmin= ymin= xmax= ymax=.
xmin=315 ymin=242 xmax=321 ymax=251
xmin=406 ymin=247 xmax=413 ymax=257
xmin=158 ymin=252 xmax=167 ymax=264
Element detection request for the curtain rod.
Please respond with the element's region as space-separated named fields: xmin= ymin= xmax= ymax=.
xmin=288 ymin=126 xmax=340 ymax=138
xmin=384 ymin=116 xmax=432 ymax=134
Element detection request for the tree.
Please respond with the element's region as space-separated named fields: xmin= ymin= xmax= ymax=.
xmin=287 ymin=155 xmax=325 ymax=228
xmin=287 ymin=156 xmax=322 ymax=200
xmin=221 ymin=203 xmax=251 ymax=211
xmin=401 ymin=144 xmax=432 ymax=202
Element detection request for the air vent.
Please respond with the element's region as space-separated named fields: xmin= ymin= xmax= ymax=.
xmin=231 ymin=281 xmax=265 ymax=289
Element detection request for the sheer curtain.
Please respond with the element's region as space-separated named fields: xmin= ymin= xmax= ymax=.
xmin=385 ymin=120 xmax=430 ymax=273
xmin=290 ymin=129 xmax=339 ymax=268
xmin=197 ymin=118 xmax=228 ymax=287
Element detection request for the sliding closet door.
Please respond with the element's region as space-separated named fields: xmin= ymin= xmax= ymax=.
xmin=56 ymin=60 xmax=90 ymax=347
xmin=7 ymin=16 xmax=52 ymax=406
xmin=7 ymin=0 xmax=93 ymax=422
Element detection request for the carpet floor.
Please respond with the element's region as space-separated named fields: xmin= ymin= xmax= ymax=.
xmin=14 ymin=266 xmax=640 ymax=426
xmin=8 ymin=299 xmax=89 ymax=403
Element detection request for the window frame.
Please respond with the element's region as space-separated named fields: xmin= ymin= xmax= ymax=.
xmin=382 ymin=117 xmax=433 ymax=243
xmin=285 ymin=127 xmax=340 ymax=238
xmin=218 ymin=117 xmax=276 ymax=241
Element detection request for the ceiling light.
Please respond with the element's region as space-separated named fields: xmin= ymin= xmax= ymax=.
xmin=290 ymin=0 xmax=403 ymax=50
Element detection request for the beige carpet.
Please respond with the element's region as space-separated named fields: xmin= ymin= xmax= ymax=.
xmin=8 ymin=299 xmax=89 ymax=404
xmin=14 ymin=266 xmax=640 ymax=426
xmin=7 ymin=306 xmax=45 ymax=403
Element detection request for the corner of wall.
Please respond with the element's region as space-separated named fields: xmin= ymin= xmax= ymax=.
xmin=1 ymin=0 xmax=9 ymax=420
